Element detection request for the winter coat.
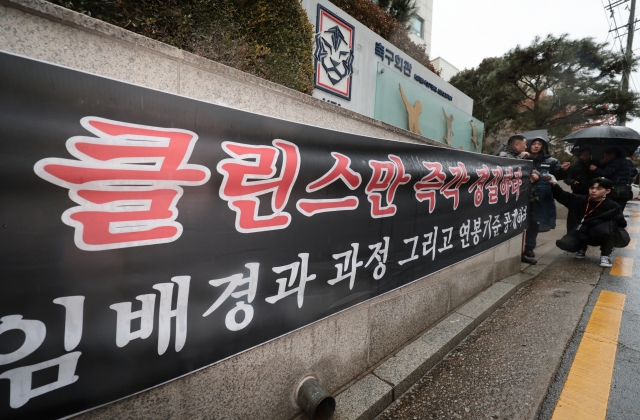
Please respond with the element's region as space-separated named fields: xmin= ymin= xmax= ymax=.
xmin=563 ymin=160 xmax=596 ymax=195
xmin=528 ymin=153 xmax=567 ymax=179
xmin=586 ymin=208 xmax=629 ymax=246
xmin=526 ymin=138 xmax=568 ymax=229
xmin=592 ymin=157 xmax=638 ymax=186
xmin=498 ymin=147 xmax=539 ymax=203
xmin=551 ymin=184 xmax=626 ymax=232
xmin=498 ymin=147 xmax=526 ymax=160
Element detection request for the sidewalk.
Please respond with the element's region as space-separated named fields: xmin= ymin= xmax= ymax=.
xmin=521 ymin=220 xmax=568 ymax=271
xmin=332 ymin=222 xmax=575 ymax=420
xmin=373 ymin=219 xmax=611 ymax=420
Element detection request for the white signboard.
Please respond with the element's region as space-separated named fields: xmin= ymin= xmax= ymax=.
xmin=302 ymin=0 xmax=474 ymax=118
xmin=313 ymin=5 xmax=355 ymax=100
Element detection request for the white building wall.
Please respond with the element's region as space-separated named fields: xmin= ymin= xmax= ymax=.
xmin=408 ymin=0 xmax=433 ymax=56
xmin=431 ymin=56 xmax=460 ymax=82
xmin=302 ymin=0 xmax=472 ymax=116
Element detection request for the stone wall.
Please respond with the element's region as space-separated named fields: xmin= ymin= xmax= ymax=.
xmin=0 ymin=1 xmax=523 ymax=419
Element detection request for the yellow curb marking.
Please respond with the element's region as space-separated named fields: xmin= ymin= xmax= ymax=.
xmin=610 ymin=257 xmax=633 ymax=277
xmin=628 ymin=226 xmax=640 ymax=233
xmin=623 ymin=238 xmax=637 ymax=250
xmin=551 ymin=291 xmax=626 ymax=420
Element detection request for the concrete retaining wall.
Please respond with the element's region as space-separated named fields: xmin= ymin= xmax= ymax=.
xmin=0 ymin=2 xmax=523 ymax=419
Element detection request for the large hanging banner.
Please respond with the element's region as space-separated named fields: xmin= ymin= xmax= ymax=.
xmin=0 ymin=51 xmax=531 ymax=419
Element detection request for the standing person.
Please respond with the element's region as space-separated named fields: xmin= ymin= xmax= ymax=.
xmin=498 ymin=134 xmax=530 ymax=159
xmin=562 ymin=148 xmax=596 ymax=233
xmin=499 ymin=135 xmax=540 ymax=264
xmin=545 ymin=176 xmax=627 ymax=267
xmin=590 ymin=147 xmax=638 ymax=210
xmin=564 ymin=149 xmax=595 ymax=195
xmin=630 ymin=155 xmax=640 ymax=185
xmin=524 ymin=136 xmax=570 ymax=259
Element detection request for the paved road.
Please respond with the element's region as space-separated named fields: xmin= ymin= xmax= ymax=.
xmin=376 ymin=202 xmax=640 ymax=420
xmin=376 ymin=224 xmax=600 ymax=420
xmin=540 ymin=200 xmax=640 ymax=420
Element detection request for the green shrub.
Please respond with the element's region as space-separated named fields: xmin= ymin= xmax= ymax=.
xmin=49 ymin=0 xmax=315 ymax=94
xmin=329 ymin=0 xmax=438 ymax=74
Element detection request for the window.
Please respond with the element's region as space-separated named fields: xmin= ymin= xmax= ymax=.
xmin=410 ymin=16 xmax=424 ymax=39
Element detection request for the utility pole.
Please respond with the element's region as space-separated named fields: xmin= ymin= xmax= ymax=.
xmin=619 ymin=0 xmax=636 ymax=126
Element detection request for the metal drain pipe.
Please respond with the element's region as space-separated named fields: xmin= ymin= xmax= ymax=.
xmin=296 ymin=377 xmax=336 ymax=420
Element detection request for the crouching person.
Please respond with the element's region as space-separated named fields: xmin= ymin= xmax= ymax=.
xmin=499 ymin=134 xmax=540 ymax=264
xmin=544 ymin=176 xmax=629 ymax=267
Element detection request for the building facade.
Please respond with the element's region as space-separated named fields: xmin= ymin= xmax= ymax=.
xmin=431 ymin=56 xmax=460 ymax=82
xmin=302 ymin=0 xmax=482 ymax=152
xmin=408 ymin=0 xmax=433 ymax=55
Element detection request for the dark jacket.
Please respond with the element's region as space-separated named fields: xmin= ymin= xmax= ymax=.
xmin=499 ymin=147 xmax=539 ymax=202
xmin=528 ymin=153 xmax=567 ymax=180
xmin=592 ymin=157 xmax=638 ymax=186
xmin=551 ymin=183 xmax=626 ymax=232
xmin=498 ymin=147 xmax=526 ymax=160
xmin=526 ymin=138 xmax=568 ymax=228
xmin=564 ymin=159 xmax=596 ymax=195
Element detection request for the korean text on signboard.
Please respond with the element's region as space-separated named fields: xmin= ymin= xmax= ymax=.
xmin=0 ymin=51 xmax=530 ymax=420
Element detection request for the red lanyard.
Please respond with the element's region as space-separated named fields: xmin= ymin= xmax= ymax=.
xmin=582 ymin=198 xmax=604 ymax=221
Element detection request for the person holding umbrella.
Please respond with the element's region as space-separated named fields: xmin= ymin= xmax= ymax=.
xmin=590 ymin=147 xmax=638 ymax=210
xmin=564 ymin=148 xmax=596 ymax=195
xmin=561 ymin=148 xmax=598 ymax=235
xmin=524 ymin=136 xmax=570 ymax=259
xmin=563 ymin=126 xmax=640 ymax=209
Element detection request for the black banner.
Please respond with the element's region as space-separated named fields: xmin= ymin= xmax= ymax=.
xmin=0 ymin=51 xmax=531 ymax=419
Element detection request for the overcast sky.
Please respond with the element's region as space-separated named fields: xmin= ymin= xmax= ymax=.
xmin=430 ymin=0 xmax=640 ymax=132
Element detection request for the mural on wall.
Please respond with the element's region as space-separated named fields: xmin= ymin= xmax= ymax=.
xmin=313 ymin=4 xmax=355 ymax=100
xmin=442 ymin=107 xmax=454 ymax=146
xmin=399 ymin=84 xmax=422 ymax=135
xmin=374 ymin=64 xmax=484 ymax=151
xmin=470 ymin=122 xmax=479 ymax=150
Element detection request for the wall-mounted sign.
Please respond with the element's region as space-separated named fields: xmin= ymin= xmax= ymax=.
xmin=303 ymin=0 xmax=475 ymax=135
xmin=0 ymin=52 xmax=515 ymax=419
xmin=313 ymin=4 xmax=355 ymax=100
xmin=374 ymin=68 xmax=484 ymax=151
xmin=414 ymin=74 xmax=453 ymax=101
xmin=374 ymin=41 xmax=452 ymax=103
xmin=375 ymin=41 xmax=412 ymax=76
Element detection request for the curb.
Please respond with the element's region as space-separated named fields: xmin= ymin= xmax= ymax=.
xmin=332 ymin=247 xmax=566 ymax=420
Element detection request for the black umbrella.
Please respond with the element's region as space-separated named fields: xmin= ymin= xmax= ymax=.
xmin=563 ymin=126 xmax=640 ymax=160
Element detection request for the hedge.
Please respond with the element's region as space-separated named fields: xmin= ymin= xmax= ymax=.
xmin=49 ymin=0 xmax=315 ymax=94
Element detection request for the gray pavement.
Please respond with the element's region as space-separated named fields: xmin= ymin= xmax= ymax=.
xmin=375 ymin=201 xmax=640 ymax=420
xmin=539 ymin=200 xmax=640 ymax=420
xmin=375 ymin=222 xmax=606 ymax=420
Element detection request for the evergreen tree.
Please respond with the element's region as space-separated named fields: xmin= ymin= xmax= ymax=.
xmin=377 ymin=0 xmax=418 ymax=24
xmin=450 ymin=34 xmax=640 ymax=151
